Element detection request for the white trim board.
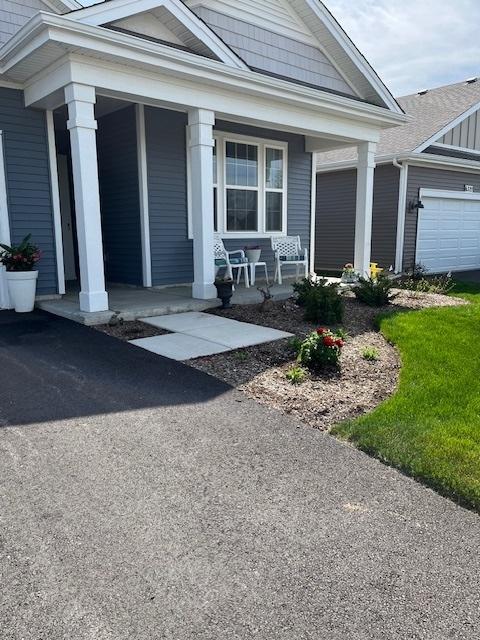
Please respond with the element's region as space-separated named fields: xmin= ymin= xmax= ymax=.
xmin=0 ymin=129 xmax=11 ymax=309
xmin=394 ymin=161 xmax=408 ymax=274
xmin=68 ymin=0 xmax=249 ymax=70
xmin=419 ymin=188 xmax=480 ymax=201
xmin=46 ymin=110 xmax=66 ymax=295
xmin=414 ymin=100 xmax=480 ymax=154
xmin=309 ymin=150 xmax=316 ymax=274
xmin=135 ymin=103 xmax=152 ymax=287
xmin=429 ymin=142 xmax=480 ymax=157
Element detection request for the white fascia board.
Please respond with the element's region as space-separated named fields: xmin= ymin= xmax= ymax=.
xmin=66 ymin=0 xmax=248 ymax=70
xmin=317 ymin=151 xmax=480 ymax=174
xmin=297 ymin=0 xmax=402 ymax=115
xmin=414 ymin=100 xmax=480 ymax=153
xmin=7 ymin=16 xmax=405 ymax=132
xmin=429 ymin=142 xmax=480 ymax=157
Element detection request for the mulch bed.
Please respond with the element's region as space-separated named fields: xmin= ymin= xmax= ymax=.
xmin=94 ymin=320 xmax=169 ymax=342
xmin=189 ymin=289 xmax=467 ymax=431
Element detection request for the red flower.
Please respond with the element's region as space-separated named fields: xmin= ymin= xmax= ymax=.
xmin=335 ymin=339 xmax=344 ymax=348
xmin=316 ymin=328 xmax=327 ymax=335
xmin=323 ymin=336 xmax=336 ymax=347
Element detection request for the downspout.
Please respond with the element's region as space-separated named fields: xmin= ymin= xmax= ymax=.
xmin=393 ymin=157 xmax=408 ymax=273
xmin=0 ymin=130 xmax=11 ymax=309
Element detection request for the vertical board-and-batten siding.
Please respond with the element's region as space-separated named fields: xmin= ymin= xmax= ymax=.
xmin=0 ymin=87 xmax=57 ymax=295
xmin=439 ymin=109 xmax=480 ymax=151
xmin=315 ymin=165 xmax=400 ymax=271
xmin=403 ymin=166 xmax=480 ymax=270
xmin=190 ymin=6 xmax=354 ymax=95
xmin=97 ymin=105 xmax=143 ymax=286
xmin=145 ymin=107 xmax=312 ymax=286
xmin=0 ymin=0 xmax=51 ymax=45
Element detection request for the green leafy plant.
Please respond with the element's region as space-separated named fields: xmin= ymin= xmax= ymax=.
xmin=362 ymin=346 xmax=379 ymax=362
xmin=233 ymin=350 xmax=249 ymax=362
xmin=289 ymin=336 xmax=303 ymax=355
xmin=292 ymin=277 xmax=325 ymax=306
xmin=0 ymin=234 xmax=41 ymax=272
xmin=401 ymin=263 xmax=454 ymax=295
xmin=297 ymin=327 xmax=344 ymax=370
xmin=303 ymin=281 xmax=344 ymax=324
xmin=353 ymin=274 xmax=397 ymax=307
xmin=285 ymin=365 xmax=307 ymax=384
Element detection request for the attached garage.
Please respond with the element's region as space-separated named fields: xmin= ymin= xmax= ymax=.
xmin=416 ymin=189 xmax=480 ymax=272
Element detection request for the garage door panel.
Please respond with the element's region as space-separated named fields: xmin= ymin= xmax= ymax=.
xmin=416 ymin=194 xmax=480 ymax=272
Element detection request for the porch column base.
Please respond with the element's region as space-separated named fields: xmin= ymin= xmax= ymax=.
xmin=192 ymin=282 xmax=217 ymax=300
xmin=79 ymin=290 xmax=109 ymax=313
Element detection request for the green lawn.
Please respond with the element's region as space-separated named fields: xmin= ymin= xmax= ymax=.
xmin=333 ymin=281 xmax=480 ymax=510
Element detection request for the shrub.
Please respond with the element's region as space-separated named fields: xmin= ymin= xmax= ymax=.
xmin=354 ymin=274 xmax=397 ymax=307
xmin=401 ymin=263 xmax=454 ymax=295
xmin=285 ymin=365 xmax=307 ymax=384
xmin=303 ymin=282 xmax=344 ymax=324
xmin=293 ymin=277 xmax=326 ymax=306
xmin=297 ymin=327 xmax=344 ymax=370
xmin=362 ymin=346 xmax=379 ymax=362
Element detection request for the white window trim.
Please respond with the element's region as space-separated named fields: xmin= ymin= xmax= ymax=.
xmin=187 ymin=131 xmax=288 ymax=239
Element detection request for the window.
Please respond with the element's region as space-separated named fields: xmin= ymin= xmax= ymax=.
xmin=187 ymin=132 xmax=288 ymax=239
xmin=225 ymin=142 xmax=259 ymax=232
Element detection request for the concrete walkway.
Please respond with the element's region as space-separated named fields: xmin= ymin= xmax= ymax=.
xmin=130 ymin=312 xmax=292 ymax=360
xmin=1 ymin=310 xmax=480 ymax=640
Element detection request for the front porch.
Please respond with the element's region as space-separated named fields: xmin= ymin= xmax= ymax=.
xmin=38 ymin=281 xmax=295 ymax=325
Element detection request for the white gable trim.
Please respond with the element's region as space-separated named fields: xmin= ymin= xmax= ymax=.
xmin=414 ymin=101 xmax=480 ymax=154
xmin=68 ymin=0 xmax=249 ymax=69
xmin=288 ymin=0 xmax=402 ymax=114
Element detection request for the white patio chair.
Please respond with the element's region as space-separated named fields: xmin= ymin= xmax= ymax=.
xmin=271 ymin=235 xmax=308 ymax=285
xmin=214 ymin=235 xmax=250 ymax=288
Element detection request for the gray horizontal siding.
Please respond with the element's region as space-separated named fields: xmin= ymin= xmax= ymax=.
xmin=145 ymin=108 xmax=312 ymax=286
xmin=145 ymin=107 xmax=191 ymax=287
xmin=315 ymin=165 xmax=400 ymax=271
xmin=97 ymin=105 xmax=143 ymax=286
xmin=404 ymin=166 xmax=480 ymax=271
xmin=192 ymin=6 xmax=354 ymax=96
xmin=1 ymin=87 xmax=56 ymax=295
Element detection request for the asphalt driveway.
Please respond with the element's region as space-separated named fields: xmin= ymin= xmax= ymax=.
xmin=1 ymin=310 xmax=479 ymax=640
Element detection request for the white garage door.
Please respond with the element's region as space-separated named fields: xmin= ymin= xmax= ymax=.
xmin=416 ymin=191 xmax=480 ymax=273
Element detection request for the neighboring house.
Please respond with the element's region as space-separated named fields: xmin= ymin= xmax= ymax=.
xmin=0 ymin=0 xmax=405 ymax=315
xmin=316 ymin=79 xmax=480 ymax=274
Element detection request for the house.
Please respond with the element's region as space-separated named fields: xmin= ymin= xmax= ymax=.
xmin=316 ymin=79 xmax=480 ymax=275
xmin=0 ymin=0 xmax=405 ymax=317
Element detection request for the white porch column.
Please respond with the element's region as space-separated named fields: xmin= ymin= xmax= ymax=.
xmin=188 ymin=108 xmax=217 ymax=300
xmin=65 ymin=83 xmax=108 ymax=312
xmin=354 ymin=141 xmax=377 ymax=277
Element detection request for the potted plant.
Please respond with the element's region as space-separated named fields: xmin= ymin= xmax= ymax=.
xmin=341 ymin=263 xmax=359 ymax=284
xmin=0 ymin=234 xmax=41 ymax=312
xmin=244 ymin=245 xmax=262 ymax=264
xmin=214 ymin=276 xmax=234 ymax=309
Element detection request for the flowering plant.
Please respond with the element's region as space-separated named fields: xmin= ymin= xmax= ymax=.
xmin=0 ymin=234 xmax=42 ymax=272
xmin=341 ymin=263 xmax=358 ymax=283
xmin=297 ymin=327 xmax=344 ymax=370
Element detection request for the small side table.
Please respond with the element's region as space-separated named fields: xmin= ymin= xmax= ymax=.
xmin=249 ymin=261 xmax=269 ymax=286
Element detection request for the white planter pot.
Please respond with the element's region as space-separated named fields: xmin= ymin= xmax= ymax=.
xmin=246 ymin=249 xmax=261 ymax=263
xmin=6 ymin=270 xmax=38 ymax=313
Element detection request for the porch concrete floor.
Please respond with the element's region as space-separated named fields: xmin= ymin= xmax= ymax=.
xmin=37 ymin=281 xmax=295 ymax=325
